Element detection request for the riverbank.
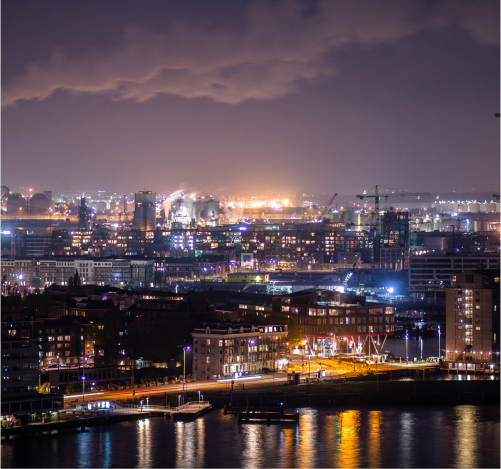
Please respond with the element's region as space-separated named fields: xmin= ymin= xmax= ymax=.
xmin=201 ymin=378 xmax=500 ymax=409
xmin=1 ymin=410 xmax=152 ymax=441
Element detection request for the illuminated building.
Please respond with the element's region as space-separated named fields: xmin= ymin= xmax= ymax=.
xmin=134 ymin=191 xmax=156 ymax=231
xmin=1 ymin=259 xmax=35 ymax=289
xmin=380 ymin=211 xmax=409 ymax=270
xmin=191 ymin=322 xmax=288 ymax=380
xmin=445 ymin=271 xmax=500 ymax=367
xmin=1 ymin=336 xmax=64 ymax=422
xmin=233 ymin=290 xmax=395 ymax=354
xmin=409 ymin=253 xmax=500 ymax=303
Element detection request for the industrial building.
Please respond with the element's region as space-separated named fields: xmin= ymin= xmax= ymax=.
xmin=168 ymin=194 xmax=220 ymax=225
xmin=409 ymin=253 xmax=500 ymax=302
xmin=134 ymin=191 xmax=156 ymax=231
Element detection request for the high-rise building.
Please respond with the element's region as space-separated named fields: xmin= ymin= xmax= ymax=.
xmin=380 ymin=211 xmax=409 ymax=270
xmin=445 ymin=271 xmax=500 ymax=364
xmin=78 ymin=197 xmax=90 ymax=229
xmin=134 ymin=191 xmax=156 ymax=231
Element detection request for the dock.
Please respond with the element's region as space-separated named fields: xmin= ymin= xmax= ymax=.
xmin=170 ymin=401 xmax=212 ymax=420
xmin=238 ymin=410 xmax=299 ymax=424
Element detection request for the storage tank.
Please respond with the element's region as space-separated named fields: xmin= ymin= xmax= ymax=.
xmin=7 ymin=194 xmax=27 ymax=213
xmin=205 ymin=200 xmax=220 ymax=220
xmin=29 ymin=193 xmax=50 ymax=213
xmin=1 ymin=186 xmax=10 ymax=211
xmin=432 ymin=218 xmax=442 ymax=231
xmin=484 ymin=203 xmax=496 ymax=213
xmin=90 ymin=201 xmax=107 ymax=211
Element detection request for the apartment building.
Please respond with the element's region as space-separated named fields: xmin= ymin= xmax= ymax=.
xmin=445 ymin=271 xmax=500 ymax=364
xmin=192 ymin=323 xmax=288 ymax=380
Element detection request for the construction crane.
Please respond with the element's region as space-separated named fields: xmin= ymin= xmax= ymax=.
xmin=320 ymin=193 xmax=338 ymax=219
xmin=356 ymin=185 xmax=430 ymax=264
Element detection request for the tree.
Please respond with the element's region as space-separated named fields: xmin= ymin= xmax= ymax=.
xmin=38 ymin=382 xmax=49 ymax=394
xmin=73 ymin=270 xmax=81 ymax=287
xmin=65 ymin=383 xmax=75 ymax=394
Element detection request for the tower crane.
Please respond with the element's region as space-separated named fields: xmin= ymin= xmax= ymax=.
xmin=356 ymin=185 xmax=430 ymax=264
xmin=320 ymin=193 xmax=338 ymax=219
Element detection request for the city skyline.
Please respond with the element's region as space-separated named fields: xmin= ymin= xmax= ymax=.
xmin=2 ymin=1 xmax=500 ymax=197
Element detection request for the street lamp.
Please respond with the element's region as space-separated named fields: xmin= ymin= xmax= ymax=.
xmin=198 ymin=390 xmax=201 ymax=404
xmin=438 ymin=325 xmax=441 ymax=360
xmin=81 ymin=376 xmax=87 ymax=402
xmin=178 ymin=394 xmax=182 ymax=409
xmin=405 ymin=331 xmax=409 ymax=363
xmin=183 ymin=346 xmax=191 ymax=396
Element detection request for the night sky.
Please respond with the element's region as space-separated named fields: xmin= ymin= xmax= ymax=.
xmin=2 ymin=0 xmax=499 ymax=198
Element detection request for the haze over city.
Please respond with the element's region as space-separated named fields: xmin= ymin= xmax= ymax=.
xmin=1 ymin=2 xmax=500 ymax=468
xmin=2 ymin=0 xmax=499 ymax=197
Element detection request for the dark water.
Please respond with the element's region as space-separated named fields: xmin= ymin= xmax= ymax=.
xmin=2 ymin=405 xmax=499 ymax=468
xmin=382 ymin=336 xmax=440 ymax=360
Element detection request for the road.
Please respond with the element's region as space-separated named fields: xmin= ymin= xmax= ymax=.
xmin=65 ymin=355 xmax=436 ymax=405
xmin=65 ymin=374 xmax=290 ymax=405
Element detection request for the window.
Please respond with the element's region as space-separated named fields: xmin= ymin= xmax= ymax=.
xmin=475 ymin=327 xmax=481 ymax=330
xmin=219 ymin=340 xmax=223 ymax=347
xmin=206 ymin=357 xmax=210 ymax=363
xmin=207 ymin=339 xmax=211 ymax=345
xmin=57 ymin=336 xmax=64 ymax=341
xmin=64 ymin=336 xmax=71 ymax=341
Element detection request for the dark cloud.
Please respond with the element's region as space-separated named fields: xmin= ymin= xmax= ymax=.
xmin=2 ymin=0 xmax=497 ymax=108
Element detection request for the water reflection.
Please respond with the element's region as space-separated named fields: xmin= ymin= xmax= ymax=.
xmin=100 ymin=431 xmax=112 ymax=468
xmin=241 ymin=424 xmax=264 ymax=468
xmin=196 ymin=417 xmax=205 ymax=467
xmin=77 ymin=430 xmax=93 ymax=468
xmin=338 ymin=410 xmax=361 ymax=468
xmin=174 ymin=419 xmax=206 ymax=468
xmin=453 ymin=406 xmax=478 ymax=468
xmin=1 ymin=406 xmax=499 ymax=469
xmin=278 ymin=428 xmax=296 ymax=468
xmin=137 ymin=419 xmax=152 ymax=468
xmin=297 ymin=409 xmax=318 ymax=468
xmin=399 ymin=412 xmax=414 ymax=467
xmin=367 ymin=411 xmax=382 ymax=468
